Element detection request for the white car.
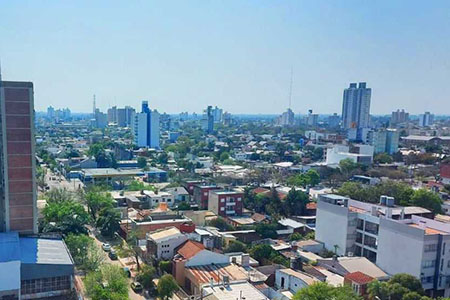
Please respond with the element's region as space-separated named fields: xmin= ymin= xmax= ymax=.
xmin=102 ymin=243 xmax=111 ymax=252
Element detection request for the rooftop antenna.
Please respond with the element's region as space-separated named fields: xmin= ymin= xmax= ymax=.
xmin=288 ymin=66 xmax=293 ymax=110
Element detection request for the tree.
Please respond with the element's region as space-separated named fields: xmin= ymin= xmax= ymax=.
xmin=82 ymin=242 xmax=106 ymax=272
xmin=289 ymin=232 xmax=303 ymax=241
xmin=137 ymin=156 xmax=147 ymax=169
xmin=220 ymin=152 xmax=230 ymax=162
xmin=223 ymin=240 xmax=247 ymax=253
xmin=339 ymin=158 xmax=359 ymax=177
xmin=293 ymin=282 xmax=362 ymax=300
xmin=283 ymin=188 xmax=308 ymax=216
xmin=45 ymin=188 xmax=74 ymax=203
xmin=157 ymin=152 xmax=169 ymax=164
xmin=255 ymin=223 xmax=278 ymax=239
xmin=368 ymin=274 xmax=426 ymax=300
xmin=158 ymin=260 xmax=172 ymax=274
xmin=136 ymin=264 xmax=156 ymax=289
xmin=85 ymin=189 xmax=114 ymax=221
xmin=177 ymin=202 xmax=191 ymax=211
xmin=96 ymin=207 xmax=121 ymax=237
xmin=207 ymin=217 xmax=233 ymax=231
xmin=249 ymin=244 xmax=276 ymax=265
xmin=411 ymin=189 xmax=443 ymax=214
xmin=84 ymin=265 xmax=129 ymax=300
xmin=157 ymin=274 xmax=178 ymax=300
xmin=65 ymin=233 xmax=93 ymax=266
xmin=374 ymin=153 xmax=394 ymax=164
xmin=42 ymin=197 xmax=90 ymax=235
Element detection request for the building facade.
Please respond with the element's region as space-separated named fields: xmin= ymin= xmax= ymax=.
xmin=208 ymin=189 xmax=244 ymax=217
xmin=0 ymin=81 xmax=37 ymax=234
xmin=316 ymin=194 xmax=449 ymax=297
xmin=342 ymin=82 xmax=371 ymax=129
xmin=133 ymin=101 xmax=160 ymax=148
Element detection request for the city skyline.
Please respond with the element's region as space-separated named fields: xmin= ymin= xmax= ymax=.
xmin=1 ymin=1 xmax=450 ymax=114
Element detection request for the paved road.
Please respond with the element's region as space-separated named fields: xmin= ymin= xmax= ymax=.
xmin=89 ymin=230 xmax=146 ymax=300
xmin=44 ymin=168 xmax=84 ymax=192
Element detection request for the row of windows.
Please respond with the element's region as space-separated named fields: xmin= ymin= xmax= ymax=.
xmin=21 ymin=276 xmax=71 ymax=295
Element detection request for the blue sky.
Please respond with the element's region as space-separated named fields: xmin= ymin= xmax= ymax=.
xmin=1 ymin=1 xmax=449 ymax=115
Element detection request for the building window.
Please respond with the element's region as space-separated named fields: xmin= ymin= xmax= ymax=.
xmin=237 ymin=197 xmax=242 ymax=201
xmin=352 ymin=283 xmax=360 ymax=295
xmin=221 ymin=199 xmax=225 ymax=203
xmin=220 ymin=207 xmax=225 ymax=211
xmin=424 ymin=244 xmax=438 ymax=252
xmin=21 ymin=276 xmax=71 ymax=295
xmin=421 ymin=276 xmax=433 ymax=284
xmin=422 ymin=260 xmax=436 ymax=269
xmin=204 ymin=192 xmax=208 ymax=196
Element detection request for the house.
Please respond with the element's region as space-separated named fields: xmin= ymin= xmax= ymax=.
xmin=441 ymin=164 xmax=450 ymax=185
xmin=164 ymin=186 xmax=190 ymax=203
xmin=173 ymin=240 xmax=243 ymax=294
xmin=317 ymin=256 xmax=388 ymax=281
xmin=202 ymin=280 xmax=268 ymax=300
xmin=344 ymin=272 xmax=374 ymax=299
xmin=146 ymin=227 xmax=188 ymax=260
xmin=142 ymin=190 xmax=175 ymax=208
xmin=275 ymin=268 xmax=319 ymax=299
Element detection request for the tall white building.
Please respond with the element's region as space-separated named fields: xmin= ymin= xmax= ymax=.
xmin=342 ymin=82 xmax=371 ymax=129
xmin=316 ymin=194 xmax=450 ymax=297
xmin=277 ymin=108 xmax=295 ymax=126
xmin=133 ymin=101 xmax=160 ymax=148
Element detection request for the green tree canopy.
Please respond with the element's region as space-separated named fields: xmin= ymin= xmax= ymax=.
xmin=293 ymin=282 xmax=362 ymax=300
xmin=157 ymin=274 xmax=178 ymax=300
xmin=84 ymin=264 xmax=129 ymax=300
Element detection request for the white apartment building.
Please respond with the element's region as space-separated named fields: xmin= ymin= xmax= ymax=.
xmin=316 ymin=194 xmax=450 ymax=297
xmin=143 ymin=190 xmax=175 ymax=208
xmin=146 ymin=227 xmax=188 ymax=260
xmin=325 ymin=144 xmax=373 ymax=166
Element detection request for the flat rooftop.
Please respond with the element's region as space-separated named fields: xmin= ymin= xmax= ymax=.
xmin=202 ymin=281 xmax=268 ymax=300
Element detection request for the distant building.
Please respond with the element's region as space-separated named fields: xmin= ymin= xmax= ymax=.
xmin=342 ymin=82 xmax=371 ymax=129
xmin=419 ymin=112 xmax=434 ymax=127
xmin=277 ymin=108 xmax=295 ymax=126
xmin=202 ymin=106 xmax=214 ymax=134
xmin=0 ymin=80 xmax=37 ymax=233
xmin=193 ymin=184 xmax=220 ymax=210
xmin=133 ymin=101 xmax=160 ymax=148
xmin=368 ymin=129 xmax=399 ymax=155
xmin=212 ymin=106 xmax=223 ymax=123
xmin=93 ymin=109 xmax=108 ymax=129
xmin=441 ymin=164 xmax=450 ymax=185
xmin=390 ymin=109 xmax=409 ymax=126
xmin=328 ymin=113 xmax=340 ymax=128
xmin=107 ymin=106 xmax=117 ymax=123
xmin=47 ymin=106 xmax=55 ymax=119
xmin=306 ymin=109 xmax=319 ymax=127
xmin=325 ymin=144 xmax=374 ymax=166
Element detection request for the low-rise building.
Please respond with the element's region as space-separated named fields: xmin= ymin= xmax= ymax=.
xmin=208 ymin=189 xmax=244 ymax=217
xmin=0 ymin=232 xmax=74 ymax=300
xmin=193 ymin=185 xmax=221 ymax=210
xmin=146 ymin=227 xmax=188 ymax=260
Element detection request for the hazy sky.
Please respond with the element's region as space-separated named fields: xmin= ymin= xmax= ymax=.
xmin=1 ymin=1 xmax=449 ymax=115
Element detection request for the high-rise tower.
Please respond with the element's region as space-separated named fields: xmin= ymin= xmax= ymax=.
xmin=341 ymin=82 xmax=371 ymax=129
xmin=0 ymin=80 xmax=37 ymax=233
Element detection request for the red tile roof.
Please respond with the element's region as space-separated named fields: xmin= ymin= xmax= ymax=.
xmin=344 ymin=271 xmax=374 ymax=285
xmin=176 ymin=240 xmax=205 ymax=259
xmin=253 ymin=187 xmax=270 ymax=194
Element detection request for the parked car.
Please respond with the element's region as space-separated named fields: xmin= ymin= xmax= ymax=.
xmin=102 ymin=243 xmax=111 ymax=252
xmin=131 ymin=282 xmax=143 ymax=293
xmin=108 ymin=249 xmax=118 ymax=260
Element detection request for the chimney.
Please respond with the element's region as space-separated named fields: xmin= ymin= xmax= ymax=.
xmin=241 ymin=254 xmax=250 ymax=268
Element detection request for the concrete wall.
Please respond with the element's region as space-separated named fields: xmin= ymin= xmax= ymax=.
xmin=156 ymin=235 xmax=188 ymax=260
xmin=275 ymin=270 xmax=309 ymax=294
xmin=185 ymin=250 xmax=229 ymax=267
xmin=316 ymin=200 xmax=353 ymax=256
xmin=377 ymin=218 xmax=425 ymax=278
